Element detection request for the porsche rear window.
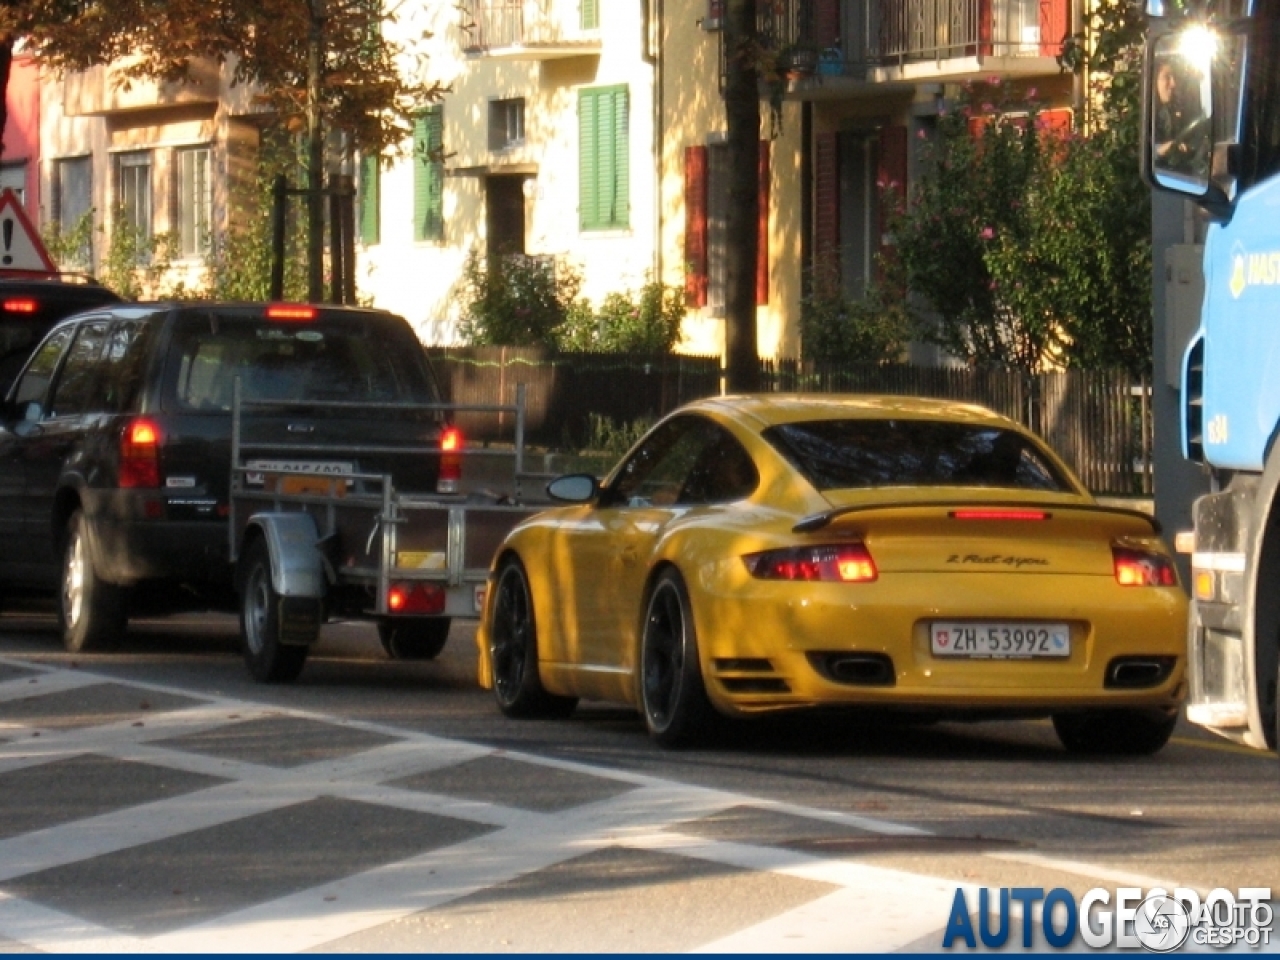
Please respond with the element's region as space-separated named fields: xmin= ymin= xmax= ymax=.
xmin=169 ymin=312 xmax=438 ymax=411
xmin=762 ymin=419 xmax=1071 ymax=492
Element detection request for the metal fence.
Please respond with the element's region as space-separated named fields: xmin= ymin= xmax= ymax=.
xmin=427 ymin=347 xmax=1153 ymax=495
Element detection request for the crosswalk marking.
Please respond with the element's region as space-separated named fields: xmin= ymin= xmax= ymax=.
xmin=0 ymin=655 xmax=1188 ymax=953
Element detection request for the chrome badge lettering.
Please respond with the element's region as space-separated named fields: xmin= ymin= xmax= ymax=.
xmin=946 ymin=554 xmax=1049 ymax=568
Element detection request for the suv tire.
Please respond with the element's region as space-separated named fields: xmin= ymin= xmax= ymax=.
xmin=60 ymin=510 xmax=128 ymax=653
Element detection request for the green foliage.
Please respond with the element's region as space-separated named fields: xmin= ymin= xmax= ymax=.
xmin=557 ymin=279 xmax=686 ymax=353
xmin=580 ymin=412 xmax=653 ymax=458
xmin=205 ymin=133 xmax=309 ymax=302
xmin=458 ymin=251 xmax=584 ymax=348
xmin=887 ymin=67 xmax=1151 ymax=376
xmin=40 ymin=211 xmax=95 ymax=275
xmin=799 ymin=263 xmax=911 ymax=365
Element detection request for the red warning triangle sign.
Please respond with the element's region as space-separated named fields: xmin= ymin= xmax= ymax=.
xmin=0 ymin=188 xmax=56 ymax=273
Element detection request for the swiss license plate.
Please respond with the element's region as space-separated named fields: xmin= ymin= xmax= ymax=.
xmin=931 ymin=622 xmax=1070 ymax=658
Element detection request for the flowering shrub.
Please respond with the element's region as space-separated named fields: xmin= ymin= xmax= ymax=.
xmin=458 ymin=250 xmax=584 ymax=347
xmin=886 ymin=3 xmax=1151 ymax=378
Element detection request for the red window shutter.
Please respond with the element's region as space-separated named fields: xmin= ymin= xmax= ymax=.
xmin=685 ymin=145 xmax=708 ymax=308
xmin=814 ymin=0 xmax=840 ymax=48
xmin=1039 ymin=0 xmax=1068 ymax=56
xmin=757 ymin=139 xmax=770 ymax=306
xmin=876 ymin=125 xmax=908 ymax=283
xmin=814 ymin=132 xmax=839 ymax=285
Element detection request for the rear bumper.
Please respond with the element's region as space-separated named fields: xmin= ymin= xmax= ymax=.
xmin=93 ymin=515 xmax=232 ymax=587
xmin=694 ymin=572 xmax=1187 ymax=717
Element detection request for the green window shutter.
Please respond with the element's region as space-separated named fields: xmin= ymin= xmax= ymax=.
xmin=578 ymin=90 xmax=598 ymax=230
xmin=581 ymin=0 xmax=599 ymax=29
xmin=413 ymin=107 xmax=444 ymax=242
xmin=611 ymin=87 xmax=629 ymax=229
xmin=359 ymin=153 xmax=380 ymax=246
xmin=578 ymin=85 xmax=628 ymax=231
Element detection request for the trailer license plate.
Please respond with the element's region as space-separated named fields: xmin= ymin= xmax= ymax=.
xmin=931 ymin=622 xmax=1070 ymax=658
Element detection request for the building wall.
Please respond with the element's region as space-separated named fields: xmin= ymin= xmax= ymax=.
xmin=2 ymin=55 xmax=42 ymax=217
xmin=37 ymin=59 xmax=260 ymax=283
xmin=657 ymin=2 xmax=805 ymax=359
xmin=361 ymin=1 xmax=659 ymax=347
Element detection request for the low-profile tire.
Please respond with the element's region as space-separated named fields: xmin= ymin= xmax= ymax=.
xmin=1052 ymin=707 xmax=1178 ymax=756
xmin=379 ymin=618 xmax=451 ymax=660
xmin=639 ymin=568 xmax=716 ymax=748
xmin=239 ymin=538 xmax=310 ymax=683
xmin=488 ymin=556 xmax=577 ymax=719
xmin=59 ymin=509 xmax=128 ymax=653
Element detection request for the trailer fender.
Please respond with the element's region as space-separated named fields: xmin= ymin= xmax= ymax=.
xmin=242 ymin=513 xmax=327 ymax=599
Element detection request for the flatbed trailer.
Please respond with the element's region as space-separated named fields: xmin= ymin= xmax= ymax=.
xmin=227 ymin=382 xmax=546 ymax=682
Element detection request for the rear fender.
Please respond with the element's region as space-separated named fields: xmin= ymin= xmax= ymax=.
xmin=241 ymin=513 xmax=327 ymax=599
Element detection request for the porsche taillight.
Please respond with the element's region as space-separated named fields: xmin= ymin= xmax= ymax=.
xmin=744 ymin=544 xmax=878 ymax=583
xmin=1112 ymin=546 xmax=1177 ymax=587
xmin=438 ymin=426 xmax=462 ymax=494
xmin=119 ymin=418 xmax=162 ymax=489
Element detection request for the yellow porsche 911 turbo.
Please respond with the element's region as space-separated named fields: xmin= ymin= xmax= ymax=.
xmin=475 ymin=395 xmax=1187 ymax=754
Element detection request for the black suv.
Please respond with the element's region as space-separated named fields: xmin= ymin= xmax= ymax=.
xmin=0 ymin=302 xmax=450 ymax=652
xmin=0 ymin=273 xmax=123 ymax=393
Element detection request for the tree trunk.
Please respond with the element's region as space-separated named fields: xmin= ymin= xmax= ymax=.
xmin=0 ymin=34 xmax=14 ymax=161
xmin=722 ymin=0 xmax=761 ymax=393
xmin=306 ymin=2 xmax=326 ymax=303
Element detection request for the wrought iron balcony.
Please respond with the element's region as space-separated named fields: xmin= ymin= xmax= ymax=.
xmin=760 ymin=0 xmax=1068 ymax=87
xmin=458 ymin=0 xmax=603 ymax=59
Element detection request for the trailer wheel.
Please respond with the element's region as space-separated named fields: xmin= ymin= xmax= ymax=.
xmin=239 ymin=538 xmax=309 ymax=683
xmin=489 ymin=557 xmax=577 ymax=718
xmin=60 ymin=509 xmax=128 ymax=653
xmin=1052 ymin=708 xmax=1177 ymax=756
xmin=379 ymin=618 xmax=450 ymax=660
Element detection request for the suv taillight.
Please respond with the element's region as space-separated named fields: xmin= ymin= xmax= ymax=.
xmin=438 ymin=426 xmax=462 ymax=494
xmin=120 ymin=418 xmax=162 ymax=489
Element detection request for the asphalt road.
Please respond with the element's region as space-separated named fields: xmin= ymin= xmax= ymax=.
xmin=0 ymin=598 xmax=1276 ymax=953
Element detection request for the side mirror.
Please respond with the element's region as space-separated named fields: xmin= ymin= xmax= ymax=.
xmin=546 ymin=473 xmax=598 ymax=503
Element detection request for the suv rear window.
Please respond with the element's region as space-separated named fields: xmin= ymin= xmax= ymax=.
xmin=169 ymin=311 xmax=438 ymax=411
xmin=762 ymin=419 xmax=1071 ymax=492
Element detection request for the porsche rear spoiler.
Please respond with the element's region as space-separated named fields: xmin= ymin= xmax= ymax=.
xmin=792 ymin=500 xmax=1161 ymax=535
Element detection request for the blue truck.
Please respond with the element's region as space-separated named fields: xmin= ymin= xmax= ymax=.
xmin=1144 ymin=0 xmax=1280 ymax=755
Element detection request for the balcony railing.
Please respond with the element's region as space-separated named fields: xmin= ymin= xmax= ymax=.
xmin=760 ymin=0 xmax=1067 ymax=83
xmin=458 ymin=0 xmax=601 ymax=58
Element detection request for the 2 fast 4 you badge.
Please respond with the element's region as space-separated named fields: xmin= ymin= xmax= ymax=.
xmin=943 ymin=886 xmax=1274 ymax=951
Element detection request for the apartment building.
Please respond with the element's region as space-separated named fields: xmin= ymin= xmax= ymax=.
xmin=38 ymin=57 xmax=262 ymax=282
xmin=23 ymin=0 xmax=1079 ymax=357
xmin=360 ymin=0 xmax=659 ymax=345
xmin=657 ymin=0 xmax=1076 ymax=359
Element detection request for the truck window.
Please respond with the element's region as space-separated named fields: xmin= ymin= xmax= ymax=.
xmin=1242 ymin=0 xmax=1280 ymax=189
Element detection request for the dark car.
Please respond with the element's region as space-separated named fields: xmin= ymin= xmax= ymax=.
xmin=0 ymin=272 xmax=123 ymax=393
xmin=0 ymin=301 xmax=452 ymax=652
